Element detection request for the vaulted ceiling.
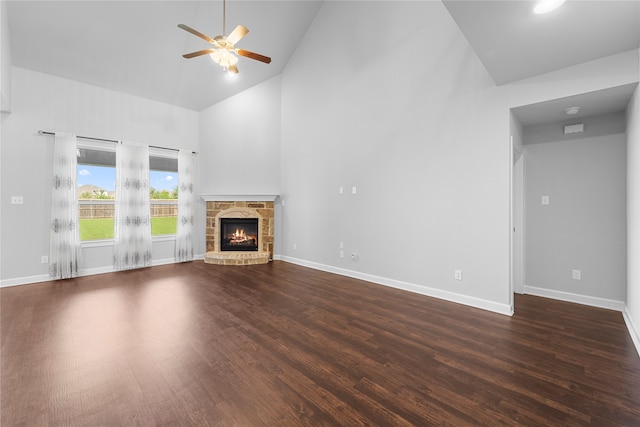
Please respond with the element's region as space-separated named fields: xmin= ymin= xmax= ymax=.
xmin=6 ymin=1 xmax=324 ymax=111
xmin=443 ymin=0 xmax=639 ymax=127
xmin=443 ymin=0 xmax=638 ymax=85
xmin=6 ymin=1 xmax=639 ymax=113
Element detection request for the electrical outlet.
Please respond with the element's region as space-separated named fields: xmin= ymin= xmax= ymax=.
xmin=293 ymin=243 xmax=297 ymax=250
xmin=572 ymin=269 xmax=581 ymax=280
xmin=339 ymin=186 xmax=344 ymax=195
xmin=454 ymin=270 xmax=463 ymax=281
xmin=41 ymin=256 xmax=48 ymax=264
xmin=11 ymin=196 xmax=24 ymax=205
xmin=339 ymin=250 xmax=344 ymax=258
xmin=352 ymin=186 xmax=357 ymax=195
xmin=351 ymin=252 xmax=359 ymax=261
xmin=339 ymin=241 xmax=344 ymax=249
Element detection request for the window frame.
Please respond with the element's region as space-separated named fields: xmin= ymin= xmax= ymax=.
xmin=77 ymin=141 xmax=117 ymax=245
xmin=76 ymin=143 xmax=180 ymax=247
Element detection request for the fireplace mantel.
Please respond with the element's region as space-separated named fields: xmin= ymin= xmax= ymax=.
xmin=200 ymin=194 xmax=279 ymax=202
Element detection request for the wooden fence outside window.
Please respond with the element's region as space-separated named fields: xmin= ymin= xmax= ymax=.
xmin=79 ymin=200 xmax=178 ymax=219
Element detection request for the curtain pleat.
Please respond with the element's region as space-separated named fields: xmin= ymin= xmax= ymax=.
xmin=175 ymin=150 xmax=196 ymax=262
xmin=113 ymin=141 xmax=152 ymax=270
xmin=49 ymin=132 xmax=84 ymax=279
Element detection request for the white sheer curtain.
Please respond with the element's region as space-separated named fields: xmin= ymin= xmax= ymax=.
xmin=49 ymin=132 xmax=83 ymax=279
xmin=113 ymin=141 xmax=152 ymax=270
xmin=175 ymin=150 xmax=196 ymax=262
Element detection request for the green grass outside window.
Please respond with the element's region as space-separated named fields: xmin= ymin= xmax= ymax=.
xmin=79 ymin=217 xmax=177 ymax=241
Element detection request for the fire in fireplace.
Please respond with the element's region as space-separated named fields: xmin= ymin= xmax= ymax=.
xmin=220 ymin=218 xmax=259 ymax=251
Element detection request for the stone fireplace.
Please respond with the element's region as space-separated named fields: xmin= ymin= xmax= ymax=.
xmin=203 ymin=196 xmax=276 ymax=265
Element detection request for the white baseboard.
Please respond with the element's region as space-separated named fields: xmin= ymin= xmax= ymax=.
xmin=279 ymin=256 xmax=513 ymax=316
xmin=523 ymin=285 xmax=626 ymax=311
xmin=622 ymin=307 xmax=640 ymax=358
xmin=152 ymin=257 xmax=178 ymax=267
xmin=0 ymin=274 xmax=52 ymax=288
xmin=523 ymin=286 xmax=640 ymax=358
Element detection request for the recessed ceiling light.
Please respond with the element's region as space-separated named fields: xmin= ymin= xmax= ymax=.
xmin=534 ymin=0 xmax=566 ymax=15
xmin=565 ymin=106 xmax=581 ymax=115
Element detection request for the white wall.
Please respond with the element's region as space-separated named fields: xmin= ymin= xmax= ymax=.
xmin=197 ymin=76 xmax=282 ymax=256
xmin=523 ymin=114 xmax=627 ymax=307
xmin=0 ymin=67 xmax=198 ymax=285
xmin=627 ymin=82 xmax=640 ymax=353
xmin=280 ymin=1 xmax=510 ymax=314
xmin=504 ymin=50 xmax=639 ymax=108
xmin=198 ymin=76 xmax=281 ymax=196
xmin=0 ymin=0 xmax=11 ymax=112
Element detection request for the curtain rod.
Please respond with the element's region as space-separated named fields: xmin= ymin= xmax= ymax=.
xmin=38 ymin=130 xmax=197 ymax=154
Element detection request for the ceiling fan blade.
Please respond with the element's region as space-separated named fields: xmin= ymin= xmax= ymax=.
xmin=178 ymin=24 xmax=216 ymax=45
xmin=182 ymin=49 xmax=215 ymax=59
xmin=228 ymin=64 xmax=239 ymax=74
xmin=227 ymin=24 xmax=249 ymax=45
xmin=237 ymin=49 xmax=271 ymax=64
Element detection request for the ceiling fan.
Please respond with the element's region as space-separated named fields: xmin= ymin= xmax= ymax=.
xmin=178 ymin=0 xmax=271 ymax=75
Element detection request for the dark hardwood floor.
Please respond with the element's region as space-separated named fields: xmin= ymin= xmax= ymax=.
xmin=2 ymin=261 xmax=639 ymax=426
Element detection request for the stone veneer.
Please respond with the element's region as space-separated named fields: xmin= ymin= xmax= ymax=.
xmin=205 ymin=201 xmax=274 ymax=265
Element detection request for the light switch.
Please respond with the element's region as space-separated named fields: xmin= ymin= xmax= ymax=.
xmin=541 ymin=195 xmax=550 ymax=205
xmin=339 ymin=186 xmax=344 ymax=195
xmin=352 ymin=186 xmax=357 ymax=195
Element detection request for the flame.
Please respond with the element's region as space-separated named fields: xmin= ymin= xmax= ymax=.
xmin=229 ymin=228 xmax=255 ymax=244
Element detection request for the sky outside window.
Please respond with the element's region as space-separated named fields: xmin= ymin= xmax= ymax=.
xmin=77 ymin=165 xmax=178 ymax=192
xmin=149 ymin=170 xmax=178 ymax=192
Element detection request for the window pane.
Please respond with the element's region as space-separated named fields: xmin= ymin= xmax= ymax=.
xmin=150 ymin=169 xmax=178 ymax=235
xmin=78 ymin=151 xmax=116 ymax=241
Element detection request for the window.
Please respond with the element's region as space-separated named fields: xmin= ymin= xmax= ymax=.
xmin=149 ymin=151 xmax=178 ymax=236
xmin=77 ymin=144 xmax=179 ymax=241
xmin=77 ymin=145 xmax=116 ymax=241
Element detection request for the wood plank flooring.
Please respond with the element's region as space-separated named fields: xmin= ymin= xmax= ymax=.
xmin=2 ymin=261 xmax=639 ymax=426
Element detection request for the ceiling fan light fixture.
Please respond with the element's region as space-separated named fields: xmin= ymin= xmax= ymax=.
xmin=209 ymin=49 xmax=238 ymax=68
xmin=178 ymin=0 xmax=271 ymax=76
xmin=534 ymin=0 xmax=566 ymax=14
xmin=225 ymin=64 xmax=239 ymax=78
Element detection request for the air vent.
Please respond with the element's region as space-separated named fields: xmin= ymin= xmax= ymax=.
xmin=564 ymin=123 xmax=584 ymax=135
